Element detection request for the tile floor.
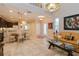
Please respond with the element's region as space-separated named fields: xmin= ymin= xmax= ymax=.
xmin=3 ymin=37 xmax=79 ymax=56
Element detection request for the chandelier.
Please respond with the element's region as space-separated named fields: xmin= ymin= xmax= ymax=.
xmin=44 ymin=3 xmax=60 ymax=12
xmin=30 ymin=3 xmax=60 ymax=12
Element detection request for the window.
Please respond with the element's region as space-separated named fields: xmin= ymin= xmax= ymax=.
xmin=54 ymin=18 xmax=59 ymax=32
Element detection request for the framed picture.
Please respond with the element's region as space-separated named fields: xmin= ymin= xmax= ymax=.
xmin=64 ymin=14 xmax=79 ymax=30
xmin=48 ymin=23 xmax=53 ymax=29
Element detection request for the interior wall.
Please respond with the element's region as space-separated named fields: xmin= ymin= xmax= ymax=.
xmin=52 ymin=3 xmax=79 ymax=33
xmin=29 ymin=22 xmax=36 ymax=38
xmin=36 ymin=22 xmax=40 ymax=35
xmin=40 ymin=19 xmax=52 ymax=35
xmin=36 ymin=20 xmax=45 ymax=36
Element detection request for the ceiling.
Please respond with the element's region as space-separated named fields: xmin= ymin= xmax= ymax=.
xmin=0 ymin=3 xmax=52 ymax=23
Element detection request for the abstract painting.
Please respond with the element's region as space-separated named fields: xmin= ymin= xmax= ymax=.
xmin=64 ymin=14 xmax=79 ymax=30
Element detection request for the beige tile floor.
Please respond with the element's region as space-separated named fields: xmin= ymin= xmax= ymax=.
xmin=3 ymin=37 xmax=79 ymax=56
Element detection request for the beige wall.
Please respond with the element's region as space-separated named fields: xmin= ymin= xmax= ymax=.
xmin=29 ymin=22 xmax=36 ymax=37
xmin=28 ymin=18 xmax=53 ymax=37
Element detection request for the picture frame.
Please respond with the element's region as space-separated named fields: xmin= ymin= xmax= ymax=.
xmin=48 ymin=22 xmax=53 ymax=29
xmin=64 ymin=14 xmax=79 ymax=30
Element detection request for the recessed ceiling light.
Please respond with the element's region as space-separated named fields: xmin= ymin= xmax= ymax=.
xmin=49 ymin=9 xmax=54 ymax=12
xmin=24 ymin=13 xmax=27 ymax=15
xmin=38 ymin=16 xmax=45 ymax=18
xmin=22 ymin=21 xmax=26 ymax=24
xmin=9 ymin=10 xmax=13 ymax=13
xmin=40 ymin=19 xmax=43 ymax=20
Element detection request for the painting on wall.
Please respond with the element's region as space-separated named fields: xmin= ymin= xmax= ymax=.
xmin=48 ymin=23 xmax=53 ymax=29
xmin=64 ymin=14 xmax=79 ymax=30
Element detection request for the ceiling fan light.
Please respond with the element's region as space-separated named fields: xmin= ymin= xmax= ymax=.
xmin=9 ymin=10 xmax=13 ymax=13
